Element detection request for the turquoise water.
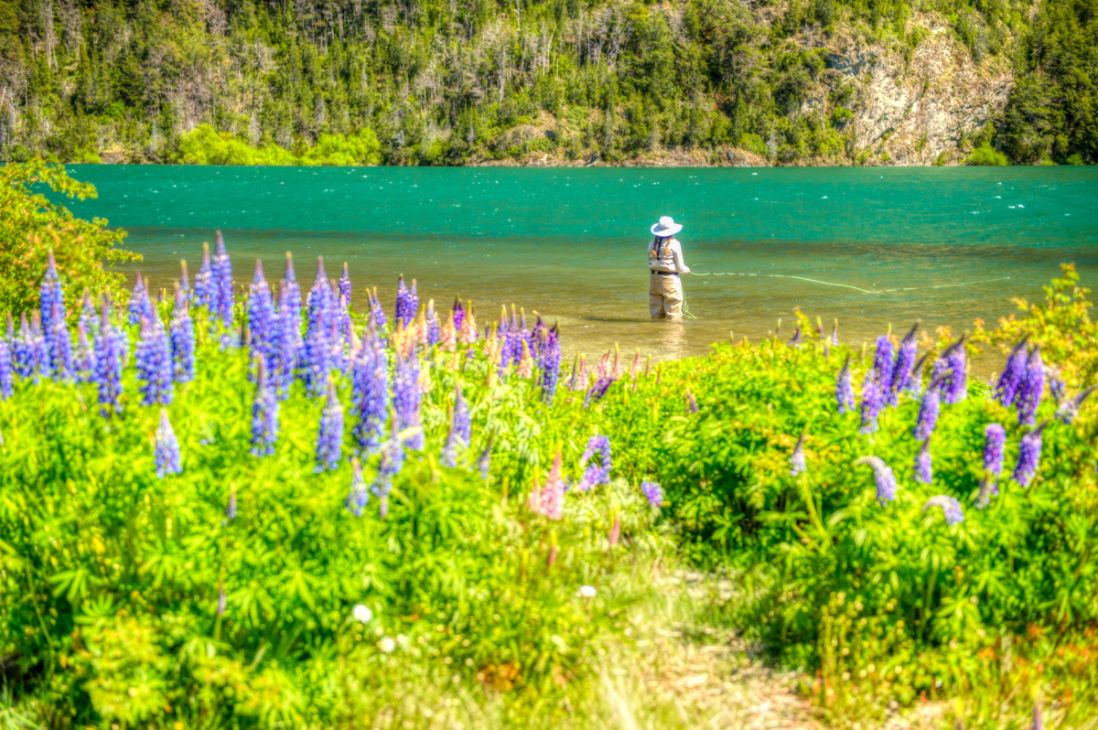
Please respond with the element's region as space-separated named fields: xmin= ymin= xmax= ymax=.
xmin=63 ymin=165 xmax=1098 ymax=359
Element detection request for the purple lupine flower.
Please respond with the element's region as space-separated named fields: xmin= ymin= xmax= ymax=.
xmin=248 ymin=260 xmax=277 ymax=371
xmin=787 ymin=325 xmax=802 ymax=347
xmin=477 ymin=441 xmax=492 ymax=480
xmin=154 ymin=409 xmax=182 ymax=478
xmin=301 ymin=258 xmax=335 ymax=394
xmin=914 ymin=439 xmax=932 ymax=484
xmin=923 ymin=495 xmax=964 ymax=525
xmin=859 ymin=370 xmax=883 ymax=434
xmin=135 ymin=315 xmax=173 ymax=406
xmin=212 ymin=231 xmax=234 ymax=325
xmin=345 ymin=457 xmax=369 ymax=516
xmin=40 ymin=251 xmax=65 ymax=334
xmin=315 ymin=382 xmax=344 ymax=471
xmin=0 ymin=338 xmax=12 ymax=399
xmin=836 ymin=357 xmax=855 ymax=413
xmin=942 ymin=336 xmax=967 ymax=404
xmin=27 ymin=313 xmax=48 ymax=378
xmin=984 ymin=423 xmax=1006 ymax=476
xmin=78 ymin=322 xmax=98 ymax=384
xmin=425 ymin=300 xmax=440 ymax=346
xmin=1056 ymin=386 xmax=1095 ymax=425
xmin=178 ymin=259 xmax=191 ymax=304
xmin=452 ymin=298 xmax=465 ymax=333
xmin=872 ymin=335 xmax=895 ymax=397
xmin=274 ymin=281 xmax=300 ymax=397
xmin=995 ymin=338 xmax=1029 ymax=407
xmin=281 ymin=253 xmax=302 ymax=320
xmin=790 ymin=434 xmax=807 ymax=477
xmin=338 ymin=262 xmax=352 ymax=308
xmin=538 ymin=325 xmax=562 ymax=404
xmin=351 ymin=331 xmax=388 ymax=454
xmin=79 ymin=290 xmax=100 ymax=339
xmin=830 ymin=319 xmax=839 ymax=346
xmin=584 ymin=375 xmax=614 ymax=407
xmin=169 ymin=286 xmax=194 ymax=383
xmin=578 ymin=435 xmax=612 ymax=491
xmin=441 ymin=385 xmax=471 ymax=467
xmin=1015 ymin=346 xmax=1044 ymax=426
xmin=1048 ymin=375 xmax=1066 ymax=410
xmin=978 ymin=422 xmax=1007 ymax=505
xmin=395 ymin=275 xmax=417 ymax=328
xmin=194 ymin=242 xmax=213 ymax=309
xmin=393 ymin=346 xmax=423 ymax=449
xmin=12 ymin=314 xmax=33 ymax=378
xmin=46 ymin=303 xmax=73 ymax=380
xmin=372 ymin=422 xmax=405 ymax=517
xmin=913 ymin=385 xmax=940 ymax=440
xmin=856 ymin=456 xmax=897 ymax=504
xmin=888 ymin=324 xmax=918 ymax=403
xmin=128 ymin=274 xmax=154 ymax=326
xmin=93 ymin=300 xmax=124 ymax=415
xmin=1012 ymin=423 xmax=1045 ymax=487
xmin=641 ymin=481 xmax=664 ymax=507
xmin=906 ymin=354 xmax=929 ymax=395
xmin=369 ymin=288 xmax=387 ymax=330
xmin=251 ymin=362 xmax=279 ymax=457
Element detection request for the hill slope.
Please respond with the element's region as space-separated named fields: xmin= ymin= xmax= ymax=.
xmin=0 ymin=0 xmax=1094 ymax=165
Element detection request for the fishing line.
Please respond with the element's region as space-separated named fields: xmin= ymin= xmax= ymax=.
xmin=690 ymin=272 xmax=1013 ymax=296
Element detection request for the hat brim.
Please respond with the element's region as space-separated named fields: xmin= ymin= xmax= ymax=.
xmin=650 ymin=223 xmax=683 ymax=237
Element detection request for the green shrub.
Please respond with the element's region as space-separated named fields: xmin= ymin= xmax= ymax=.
xmin=965 ymin=142 xmax=1009 ymax=166
xmin=0 ymin=162 xmax=137 ymax=316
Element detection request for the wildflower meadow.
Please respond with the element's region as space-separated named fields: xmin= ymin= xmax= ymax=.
xmin=1 ymin=237 xmax=1096 ymax=727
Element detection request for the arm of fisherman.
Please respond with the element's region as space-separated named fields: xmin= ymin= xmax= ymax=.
xmin=671 ymin=240 xmax=691 ymax=274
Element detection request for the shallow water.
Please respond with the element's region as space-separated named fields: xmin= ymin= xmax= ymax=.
xmin=62 ymin=165 xmax=1098 ymax=360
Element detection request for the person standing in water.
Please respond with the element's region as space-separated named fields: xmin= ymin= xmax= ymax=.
xmin=648 ymin=215 xmax=691 ymax=321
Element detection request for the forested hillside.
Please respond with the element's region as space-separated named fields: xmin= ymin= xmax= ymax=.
xmin=0 ymin=0 xmax=1095 ymax=165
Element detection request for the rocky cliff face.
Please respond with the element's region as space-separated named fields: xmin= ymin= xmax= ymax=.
xmin=821 ymin=19 xmax=1014 ymax=165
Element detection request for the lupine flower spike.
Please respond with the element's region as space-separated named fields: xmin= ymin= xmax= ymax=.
xmin=170 ymin=285 xmax=194 ymax=383
xmin=888 ymin=323 xmax=918 ymax=403
xmin=40 ymin=250 xmax=65 ymax=334
xmin=641 ymin=481 xmax=664 ymax=507
xmin=345 ymin=457 xmax=369 ymax=516
xmin=0 ymin=337 xmax=12 ymax=399
xmin=1012 ymin=422 xmax=1046 ymax=487
xmin=836 ymin=356 xmax=855 ymax=413
xmin=93 ymin=298 xmax=124 ymax=415
xmin=372 ymin=421 xmax=405 ymax=518
xmin=978 ymin=423 xmax=1006 ymax=506
xmin=315 ymin=381 xmax=344 ymax=471
xmin=790 ymin=433 xmax=806 ymax=477
xmin=859 ymin=369 xmax=883 ymax=433
xmin=1056 ymin=386 xmax=1095 ymax=425
xmin=578 ymin=435 xmax=612 ymax=491
xmin=194 ymin=242 xmax=213 ymax=309
xmin=914 ymin=439 xmax=932 ymax=484
xmin=212 ymin=231 xmax=234 ymax=326
xmin=855 ymin=456 xmax=897 ymax=504
xmin=1016 ymin=346 xmax=1044 ymax=425
xmin=994 ymin=337 xmax=1029 ymax=406
xmin=251 ymin=362 xmax=279 ymax=456
xmin=136 ymin=315 xmax=173 ymax=406
xmin=923 ymin=496 xmax=963 ymax=525
xmin=441 ymin=384 xmax=471 ymax=467
xmin=913 ymin=379 xmax=940 ymax=440
xmin=154 ymin=409 xmax=182 ymax=478
xmin=942 ymin=335 xmax=967 ymax=404
xmin=529 ymin=451 xmax=565 ymax=520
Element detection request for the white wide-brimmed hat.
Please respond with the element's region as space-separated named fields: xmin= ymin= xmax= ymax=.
xmin=651 ymin=215 xmax=683 ymax=237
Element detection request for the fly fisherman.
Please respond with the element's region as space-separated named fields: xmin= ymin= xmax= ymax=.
xmin=648 ymin=215 xmax=691 ymax=321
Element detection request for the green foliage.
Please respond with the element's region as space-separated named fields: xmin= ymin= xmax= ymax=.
xmin=1 ymin=252 xmax=1095 ymax=725
xmin=175 ymin=125 xmax=382 ymax=166
xmin=965 ymin=141 xmax=1009 ymax=165
xmin=0 ymin=162 xmax=137 ymax=315
xmin=0 ymin=0 xmax=1076 ymax=165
